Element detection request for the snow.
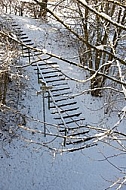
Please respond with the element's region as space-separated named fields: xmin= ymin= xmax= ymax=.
xmin=122 ymin=106 xmax=126 ymax=113
xmin=96 ymin=45 xmax=104 ymax=51
xmin=0 ymin=14 xmax=126 ymax=190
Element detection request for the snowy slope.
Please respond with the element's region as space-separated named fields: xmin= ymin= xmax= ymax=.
xmin=0 ymin=14 xmax=126 ymax=190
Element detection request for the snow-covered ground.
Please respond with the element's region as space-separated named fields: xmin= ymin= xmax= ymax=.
xmin=0 ymin=14 xmax=126 ymax=190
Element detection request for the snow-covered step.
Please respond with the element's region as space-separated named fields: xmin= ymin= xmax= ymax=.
xmin=51 ymin=107 xmax=79 ymax=115
xmin=53 ymin=111 xmax=82 ymax=121
xmin=11 ymin=24 xmax=19 ymax=27
xmin=45 ymin=77 xmax=66 ymax=83
xmin=52 ymin=91 xmax=71 ymax=97
xmin=23 ymin=42 xmax=34 ymax=46
xmin=22 ymin=39 xmax=32 ymax=43
xmin=38 ymin=62 xmax=58 ymax=66
xmin=50 ymin=97 xmax=73 ymax=103
xmin=59 ymin=125 xmax=87 ymax=132
xmin=42 ymin=72 xmax=62 ymax=77
xmin=50 ymin=101 xmax=77 ymax=109
xmin=51 ymin=101 xmax=79 ymax=110
xmin=33 ymin=63 xmax=59 ymax=68
xmin=20 ymin=36 xmax=29 ymax=40
xmin=41 ymin=70 xmax=59 ymax=74
xmin=58 ymin=118 xmax=85 ymax=126
xmin=14 ymin=27 xmax=22 ymax=30
xmin=43 ymin=73 xmax=63 ymax=78
xmin=54 ymin=112 xmax=82 ymax=120
xmin=50 ymin=97 xmax=76 ymax=105
xmin=17 ymin=33 xmax=27 ymax=37
xmin=51 ymin=86 xmax=70 ymax=92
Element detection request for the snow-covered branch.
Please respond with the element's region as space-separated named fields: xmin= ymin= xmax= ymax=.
xmin=45 ymin=7 xmax=126 ymax=66
xmin=76 ymin=0 xmax=126 ymax=30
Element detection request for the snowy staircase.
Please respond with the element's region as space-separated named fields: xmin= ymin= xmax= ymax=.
xmin=4 ymin=15 xmax=89 ymax=146
xmin=35 ymin=62 xmax=85 ymax=122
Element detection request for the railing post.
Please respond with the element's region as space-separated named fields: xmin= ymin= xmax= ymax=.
xmin=28 ymin=48 xmax=30 ymax=63
xmin=42 ymin=90 xmax=46 ymax=137
xmin=64 ymin=128 xmax=67 ymax=146
xmin=48 ymin=91 xmax=50 ymax=109
xmin=37 ymin=66 xmax=39 ymax=83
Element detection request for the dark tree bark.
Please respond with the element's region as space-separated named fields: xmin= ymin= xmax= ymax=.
xmin=33 ymin=0 xmax=48 ymax=18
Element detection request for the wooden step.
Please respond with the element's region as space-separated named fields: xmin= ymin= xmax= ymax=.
xmin=58 ymin=118 xmax=85 ymax=125
xmin=51 ymin=87 xmax=70 ymax=92
xmin=20 ymin=36 xmax=29 ymax=40
xmin=51 ymin=107 xmax=79 ymax=114
xmin=24 ymin=43 xmax=34 ymax=46
xmin=59 ymin=125 xmax=87 ymax=132
xmin=50 ymin=101 xmax=77 ymax=108
xmin=11 ymin=24 xmax=19 ymax=27
xmin=34 ymin=69 xmax=59 ymax=75
xmin=66 ymin=136 xmax=93 ymax=145
xmin=17 ymin=33 xmax=27 ymax=36
xmin=67 ymin=130 xmax=89 ymax=137
xmin=18 ymin=30 xmax=24 ymax=33
xmin=52 ymin=82 xmax=68 ymax=86
xmin=45 ymin=77 xmax=65 ymax=83
xmin=52 ymin=91 xmax=71 ymax=97
xmin=15 ymin=27 xmax=22 ymax=30
xmin=57 ymin=114 xmax=83 ymax=124
xmin=32 ymin=64 xmax=59 ymax=69
xmin=22 ymin=39 xmax=32 ymax=43
xmin=39 ymin=62 xmax=57 ymax=66
xmin=50 ymin=97 xmax=69 ymax=103
xmin=43 ymin=73 xmax=63 ymax=79
xmin=54 ymin=112 xmax=81 ymax=119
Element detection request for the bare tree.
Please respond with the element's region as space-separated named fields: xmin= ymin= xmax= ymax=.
xmin=33 ymin=0 xmax=48 ymax=18
xmin=46 ymin=0 xmax=126 ymax=96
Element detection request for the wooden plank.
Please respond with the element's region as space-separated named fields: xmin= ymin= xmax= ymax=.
xmin=43 ymin=70 xmax=60 ymax=74
xmin=18 ymin=30 xmax=24 ymax=33
xmin=32 ymin=64 xmax=59 ymax=69
xmin=22 ymin=39 xmax=32 ymax=43
xmin=51 ymin=87 xmax=70 ymax=92
xmin=20 ymin=36 xmax=29 ymax=40
xmin=59 ymin=125 xmax=87 ymax=132
xmin=45 ymin=78 xmax=65 ymax=83
xmin=50 ymin=97 xmax=69 ymax=102
xmin=11 ymin=24 xmax=18 ymax=27
xmin=66 ymin=136 xmax=94 ymax=145
xmin=44 ymin=73 xmax=63 ymax=78
xmin=52 ymin=82 xmax=68 ymax=86
xmin=34 ymin=69 xmax=59 ymax=74
xmin=67 ymin=131 xmax=89 ymax=137
xmin=51 ymin=107 xmax=79 ymax=114
xmin=54 ymin=112 xmax=81 ymax=119
xmin=38 ymin=62 xmax=58 ymax=66
xmin=24 ymin=43 xmax=34 ymax=46
xmin=17 ymin=33 xmax=27 ymax=36
xmin=52 ymin=91 xmax=71 ymax=97
xmin=50 ymin=101 xmax=77 ymax=108
xmin=58 ymin=118 xmax=85 ymax=125
xmin=15 ymin=27 xmax=22 ymax=30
